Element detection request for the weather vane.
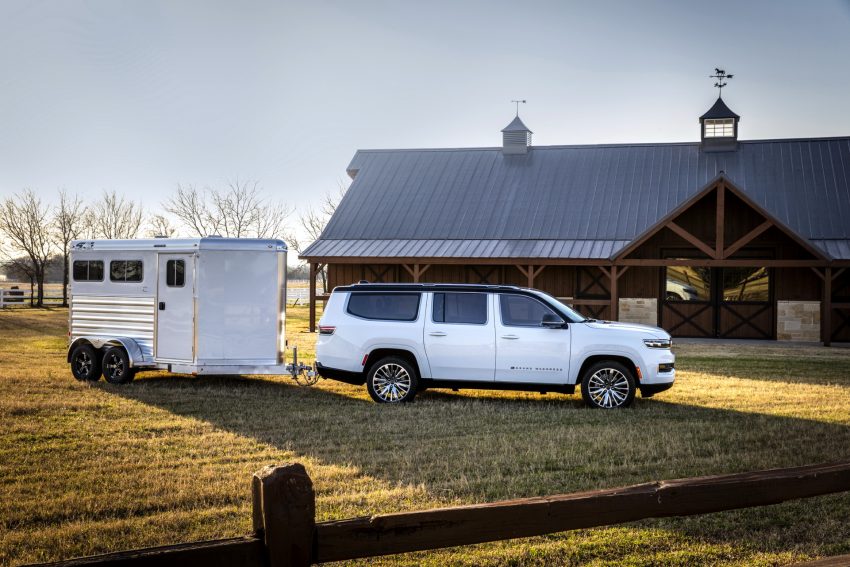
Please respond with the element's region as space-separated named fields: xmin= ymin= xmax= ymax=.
xmin=511 ymin=99 xmax=526 ymax=116
xmin=709 ymin=68 xmax=734 ymax=97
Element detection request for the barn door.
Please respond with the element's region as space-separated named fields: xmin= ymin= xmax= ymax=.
xmin=661 ymin=266 xmax=773 ymax=339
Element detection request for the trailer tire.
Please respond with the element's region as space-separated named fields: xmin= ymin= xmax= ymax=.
xmin=70 ymin=344 xmax=102 ymax=381
xmin=102 ymin=347 xmax=136 ymax=385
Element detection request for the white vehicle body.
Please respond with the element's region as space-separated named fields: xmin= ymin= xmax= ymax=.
xmin=67 ymin=237 xmax=291 ymax=377
xmin=316 ymin=284 xmax=675 ymax=407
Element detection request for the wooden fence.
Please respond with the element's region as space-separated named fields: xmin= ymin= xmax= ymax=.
xmin=31 ymin=459 xmax=850 ymax=566
xmin=0 ymin=288 xmax=64 ymax=308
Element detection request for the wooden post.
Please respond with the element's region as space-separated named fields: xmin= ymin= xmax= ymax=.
xmin=610 ymin=265 xmax=619 ymax=321
xmin=253 ymin=464 xmax=316 ymax=567
xmin=309 ymin=263 xmax=317 ymax=333
xmin=824 ymin=267 xmax=832 ymax=347
xmin=716 ymin=183 xmax=725 ymax=258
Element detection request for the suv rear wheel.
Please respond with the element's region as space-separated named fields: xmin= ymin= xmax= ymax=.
xmin=366 ymin=356 xmax=418 ymax=403
xmin=580 ymin=360 xmax=636 ymax=409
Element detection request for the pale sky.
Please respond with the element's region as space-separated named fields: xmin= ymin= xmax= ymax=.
xmin=2 ymin=0 xmax=850 ymax=229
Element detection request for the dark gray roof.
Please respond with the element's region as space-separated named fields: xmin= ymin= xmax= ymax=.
xmin=304 ymin=136 xmax=850 ymax=260
xmin=302 ymin=239 xmax=630 ymax=259
xmin=501 ymin=116 xmax=533 ymax=133
xmin=700 ymin=97 xmax=740 ymax=120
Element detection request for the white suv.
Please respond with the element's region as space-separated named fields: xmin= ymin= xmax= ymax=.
xmin=315 ymin=284 xmax=675 ymax=409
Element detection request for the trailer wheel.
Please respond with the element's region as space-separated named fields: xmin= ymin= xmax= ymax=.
xmin=70 ymin=344 xmax=102 ymax=381
xmin=102 ymin=347 xmax=136 ymax=385
xmin=366 ymin=356 xmax=418 ymax=404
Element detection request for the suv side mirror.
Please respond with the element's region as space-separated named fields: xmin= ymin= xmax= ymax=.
xmin=541 ymin=313 xmax=566 ymax=329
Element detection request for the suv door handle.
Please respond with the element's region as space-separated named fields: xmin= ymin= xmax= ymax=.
xmin=428 ymin=331 xmax=447 ymax=337
xmin=501 ymin=334 xmax=519 ymax=340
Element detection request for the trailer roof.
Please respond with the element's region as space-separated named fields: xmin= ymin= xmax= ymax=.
xmin=70 ymin=237 xmax=287 ymax=252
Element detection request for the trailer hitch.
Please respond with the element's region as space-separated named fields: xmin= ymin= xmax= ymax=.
xmin=286 ymin=345 xmax=319 ymax=386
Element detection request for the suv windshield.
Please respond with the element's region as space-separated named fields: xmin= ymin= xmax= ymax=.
xmin=527 ymin=289 xmax=587 ymax=323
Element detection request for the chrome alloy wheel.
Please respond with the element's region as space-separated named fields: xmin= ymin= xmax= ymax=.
xmin=587 ymin=367 xmax=630 ymax=408
xmin=372 ymin=363 xmax=412 ymax=402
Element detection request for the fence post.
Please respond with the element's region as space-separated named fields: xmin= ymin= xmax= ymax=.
xmin=253 ymin=463 xmax=315 ymax=567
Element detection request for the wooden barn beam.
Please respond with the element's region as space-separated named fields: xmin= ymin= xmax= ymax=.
xmin=309 ymin=263 xmax=317 ymax=332
xmin=667 ymin=221 xmax=718 ymax=259
xmin=610 ymin=265 xmax=619 ymax=320
xmin=723 ymin=220 xmax=772 ymax=259
xmin=716 ymin=183 xmax=725 ymax=258
xmin=824 ymin=267 xmax=832 ymax=347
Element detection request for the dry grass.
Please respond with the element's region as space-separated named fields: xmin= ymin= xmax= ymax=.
xmin=1 ymin=307 xmax=849 ymax=566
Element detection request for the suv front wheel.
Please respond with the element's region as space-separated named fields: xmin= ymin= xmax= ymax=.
xmin=580 ymin=360 xmax=636 ymax=409
xmin=366 ymin=356 xmax=418 ymax=403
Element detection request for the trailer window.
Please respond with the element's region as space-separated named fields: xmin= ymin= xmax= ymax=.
xmin=166 ymin=260 xmax=185 ymax=287
xmin=72 ymin=260 xmax=104 ymax=282
xmin=110 ymin=260 xmax=144 ymax=282
xmin=347 ymin=293 xmax=420 ymax=321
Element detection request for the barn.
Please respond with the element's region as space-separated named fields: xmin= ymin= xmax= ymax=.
xmin=301 ymin=98 xmax=850 ymax=345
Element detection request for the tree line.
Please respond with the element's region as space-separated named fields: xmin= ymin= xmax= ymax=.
xmin=0 ymin=180 xmax=344 ymax=306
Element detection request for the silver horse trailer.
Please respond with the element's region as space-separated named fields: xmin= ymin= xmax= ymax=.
xmin=67 ymin=237 xmax=313 ymax=384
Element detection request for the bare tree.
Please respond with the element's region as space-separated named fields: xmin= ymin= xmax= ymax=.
xmin=1 ymin=255 xmax=37 ymax=306
xmin=53 ymin=189 xmax=87 ymax=306
xmin=0 ymin=190 xmax=54 ymax=306
xmin=164 ymin=179 xmax=292 ymax=239
xmin=286 ymin=182 xmax=347 ymax=291
xmin=146 ymin=214 xmax=177 ymax=238
xmin=88 ymin=190 xmax=143 ymax=239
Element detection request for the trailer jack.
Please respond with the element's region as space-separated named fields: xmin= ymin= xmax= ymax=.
xmin=286 ymin=345 xmax=319 ymax=386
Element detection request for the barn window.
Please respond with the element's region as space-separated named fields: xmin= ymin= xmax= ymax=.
xmin=110 ymin=260 xmax=144 ymax=283
xmin=722 ymin=267 xmax=769 ymax=302
xmin=704 ymin=118 xmax=735 ymax=138
xmin=72 ymin=260 xmax=104 ymax=282
xmin=665 ymin=267 xmax=711 ymax=301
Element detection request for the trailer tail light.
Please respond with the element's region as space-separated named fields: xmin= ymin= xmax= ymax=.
xmin=318 ymin=325 xmax=336 ymax=336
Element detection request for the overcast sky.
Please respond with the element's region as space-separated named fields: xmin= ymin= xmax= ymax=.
xmin=1 ymin=0 xmax=849 ymax=228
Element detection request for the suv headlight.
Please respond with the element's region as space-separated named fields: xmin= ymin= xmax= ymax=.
xmin=643 ymin=338 xmax=672 ymax=349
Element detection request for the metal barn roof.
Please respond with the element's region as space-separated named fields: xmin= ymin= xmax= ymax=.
xmin=303 ymin=136 xmax=850 ymax=260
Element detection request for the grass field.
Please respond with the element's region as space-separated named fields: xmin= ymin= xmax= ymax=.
xmin=1 ymin=306 xmax=849 ymax=566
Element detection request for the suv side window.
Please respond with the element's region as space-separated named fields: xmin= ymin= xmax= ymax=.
xmin=433 ymin=292 xmax=488 ymax=325
xmin=347 ymin=293 xmax=420 ymax=321
xmin=500 ymin=294 xmax=558 ymax=327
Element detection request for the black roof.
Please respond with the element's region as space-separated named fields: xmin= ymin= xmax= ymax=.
xmin=700 ymin=97 xmax=740 ymax=120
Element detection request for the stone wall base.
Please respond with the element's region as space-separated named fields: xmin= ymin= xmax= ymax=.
xmin=619 ymin=298 xmax=658 ymax=327
xmin=777 ymin=300 xmax=820 ymax=342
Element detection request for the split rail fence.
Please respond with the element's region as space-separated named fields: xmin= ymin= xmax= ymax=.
xmin=32 ymin=459 xmax=850 ymax=567
xmin=0 ymin=288 xmax=64 ymax=308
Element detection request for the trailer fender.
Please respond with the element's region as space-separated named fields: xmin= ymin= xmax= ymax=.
xmin=67 ymin=337 xmax=149 ymax=368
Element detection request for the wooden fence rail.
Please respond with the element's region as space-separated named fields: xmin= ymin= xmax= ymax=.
xmin=32 ymin=460 xmax=850 ymax=567
xmin=0 ymin=288 xmax=64 ymax=308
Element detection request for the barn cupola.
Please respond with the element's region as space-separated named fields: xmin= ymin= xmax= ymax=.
xmin=501 ymin=115 xmax=533 ymax=155
xmin=700 ymin=97 xmax=740 ymax=152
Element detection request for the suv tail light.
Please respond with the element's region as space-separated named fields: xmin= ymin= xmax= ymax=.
xmin=318 ymin=325 xmax=336 ymax=336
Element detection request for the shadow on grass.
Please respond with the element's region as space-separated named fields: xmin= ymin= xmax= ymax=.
xmin=102 ymin=373 xmax=850 ymax=559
